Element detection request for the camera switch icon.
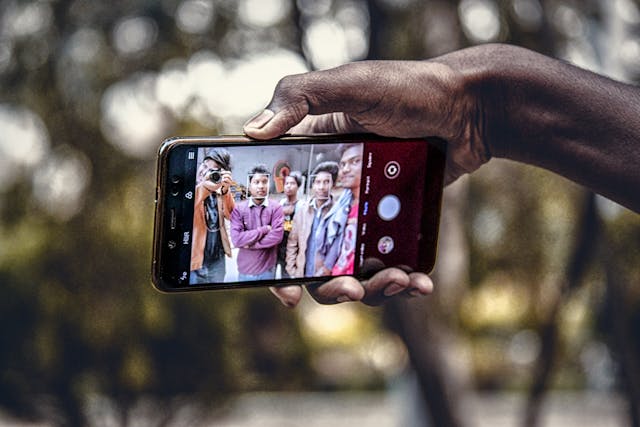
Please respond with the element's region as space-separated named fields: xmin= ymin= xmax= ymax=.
xmin=384 ymin=161 xmax=400 ymax=179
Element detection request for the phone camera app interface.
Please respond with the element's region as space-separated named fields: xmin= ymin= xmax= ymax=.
xmin=358 ymin=140 xmax=433 ymax=275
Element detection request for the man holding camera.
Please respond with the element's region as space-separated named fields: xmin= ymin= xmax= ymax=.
xmin=190 ymin=148 xmax=235 ymax=285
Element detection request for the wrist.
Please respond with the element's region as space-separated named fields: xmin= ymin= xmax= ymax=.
xmin=427 ymin=48 xmax=494 ymax=175
xmin=439 ymin=43 xmax=555 ymax=162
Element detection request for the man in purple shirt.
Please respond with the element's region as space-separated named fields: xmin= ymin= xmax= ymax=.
xmin=230 ymin=164 xmax=284 ymax=281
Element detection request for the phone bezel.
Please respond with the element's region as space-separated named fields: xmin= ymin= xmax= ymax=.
xmin=152 ymin=134 xmax=445 ymax=292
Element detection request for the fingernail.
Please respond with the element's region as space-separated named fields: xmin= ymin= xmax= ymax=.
xmin=384 ymin=283 xmax=405 ymax=297
xmin=244 ymin=109 xmax=275 ymax=130
xmin=409 ymin=289 xmax=423 ymax=297
xmin=336 ymin=295 xmax=353 ymax=303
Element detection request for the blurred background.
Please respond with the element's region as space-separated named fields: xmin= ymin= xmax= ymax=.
xmin=1 ymin=0 xmax=639 ymax=426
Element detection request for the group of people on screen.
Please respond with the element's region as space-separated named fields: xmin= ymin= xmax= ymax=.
xmin=189 ymin=144 xmax=363 ymax=284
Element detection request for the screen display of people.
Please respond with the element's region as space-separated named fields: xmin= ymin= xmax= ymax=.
xmin=189 ymin=143 xmax=364 ymax=284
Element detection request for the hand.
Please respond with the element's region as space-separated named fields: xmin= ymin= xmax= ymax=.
xmin=245 ymin=60 xmax=479 ymax=306
xmin=201 ymin=171 xmax=232 ymax=194
xmin=250 ymin=43 xmax=640 ymax=307
xmin=245 ymin=60 xmax=470 ymax=306
xmin=200 ymin=180 xmax=223 ymax=193
xmin=220 ymin=171 xmax=233 ymax=192
xmin=269 ymin=268 xmax=433 ymax=307
xmin=243 ymin=58 xmax=490 ymax=185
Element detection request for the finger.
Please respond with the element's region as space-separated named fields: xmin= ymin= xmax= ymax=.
xmin=269 ymin=285 xmax=303 ymax=308
xmin=306 ymin=276 xmax=365 ymax=305
xmin=360 ymin=269 xmax=435 ymax=306
xmin=362 ymin=268 xmax=411 ymax=301
xmin=202 ymin=181 xmax=221 ymax=192
xmin=407 ymin=272 xmax=434 ymax=297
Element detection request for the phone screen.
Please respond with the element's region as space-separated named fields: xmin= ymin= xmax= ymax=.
xmin=152 ymin=135 xmax=444 ymax=291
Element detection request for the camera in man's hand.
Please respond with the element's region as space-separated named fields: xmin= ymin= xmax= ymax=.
xmin=206 ymin=168 xmax=222 ymax=184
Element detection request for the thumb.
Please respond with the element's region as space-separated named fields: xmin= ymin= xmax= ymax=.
xmin=243 ymin=64 xmax=375 ymax=139
xmin=243 ymin=75 xmax=311 ymax=140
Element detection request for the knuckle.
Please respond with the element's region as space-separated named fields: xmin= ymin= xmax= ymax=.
xmin=270 ymin=74 xmax=310 ymax=120
xmin=274 ymin=74 xmax=305 ymax=99
xmin=383 ymin=267 xmax=409 ymax=283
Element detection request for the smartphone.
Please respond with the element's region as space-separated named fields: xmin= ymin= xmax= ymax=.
xmin=152 ymin=134 xmax=445 ymax=292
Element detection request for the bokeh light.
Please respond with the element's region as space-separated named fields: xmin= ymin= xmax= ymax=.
xmin=176 ymin=0 xmax=215 ymax=34
xmin=459 ymin=0 xmax=502 ymax=43
xmin=101 ymin=73 xmax=174 ymax=158
xmin=616 ymin=0 xmax=640 ymax=24
xmin=112 ymin=15 xmax=158 ymax=56
xmin=0 ymin=40 xmax=13 ymax=73
xmin=0 ymin=104 xmax=50 ymax=191
xmin=238 ymin=0 xmax=290 ymax=28
xmin=552 ymin=4 xmax=585 ymax=39
xmin=511 ymin=0 xmax=543 ymax=31
xmin=32 ymin=145 xmax=91 ymax=221
xmin=1 ymin=0 xmax=52 ymax=39
xmin=66 ymin=28 xmax=104 ymax=65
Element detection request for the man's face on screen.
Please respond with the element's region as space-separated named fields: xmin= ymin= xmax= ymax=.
xmin=312 ymin=171 xmax=333 ymax=200
xmin=284 ymin=176 xmax=299 ymax=197
xmin=197 ymin=159 xmax=217 ymax=184
xmin=249 ymin=173 xmax=269 ymax=200
xmin=339 ymin=146 xmax=363 ymax=190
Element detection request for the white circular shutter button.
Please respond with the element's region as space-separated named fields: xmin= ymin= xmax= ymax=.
xmin=377 ymin=194 xmax=401 ymax=221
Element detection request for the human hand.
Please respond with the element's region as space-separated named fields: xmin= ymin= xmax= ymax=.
xmin=243 ymin=58 xmax=490 ymax=185
xmin=201 ymin=180 xmax=223 ymax=193
xmin=245 ymin=59 xmax=478 ymax=306
xmin=201 ymin=170 xmax=233 ymax=193
xmin=269 ymin=268 xmax=433 ymax=307
xmin=245 ymin=59 xmax=477 ymax=306
xmin=220 ymin=170 xmax=233 ymax=192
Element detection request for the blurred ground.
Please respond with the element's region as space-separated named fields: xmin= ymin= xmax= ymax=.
xmin=211 ymin=392 xmax=626 ymax=427
xmin=2 ymin=391 xmax=622 ymax=427
xmin=0 ymin=392 xmax=629 ymax=427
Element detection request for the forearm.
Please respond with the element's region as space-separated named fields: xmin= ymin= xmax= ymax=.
xmin=230 ymin=210 xmax=267 ymax=247
xmin=231 ymin=228 xmax=262 ymax=247
xmin=251 ymin=218 xmax=284 ymax=249
xmin=251 ymin=229 xmax=283 ymax=248
xmin=443 ymin=44 xmax=640 ymax=211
